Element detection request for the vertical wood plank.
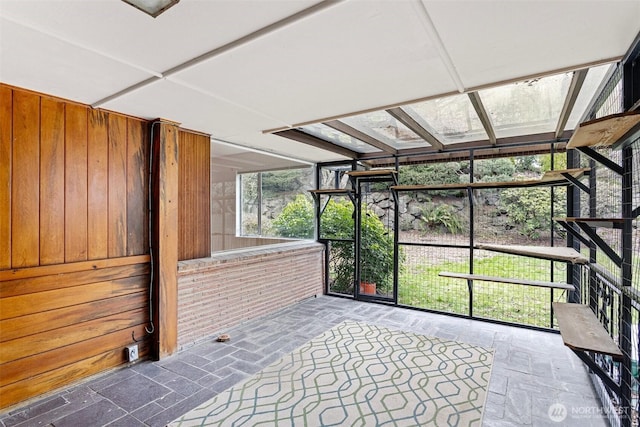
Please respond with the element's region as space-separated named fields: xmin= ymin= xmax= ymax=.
xmin=108 ymin=114 xmax=127 ymax=258
xmin=126 ymin=118 xmax=148 ymax=256
xmin=39 ymin=98 xmax=65 ymax=265
xmin=11 ymin=90 xmax=40 ymax=268
xmin=201 ymin=135 xmax=211 ymax=256
xmin=87 ymin=110 xmax=109 ymax=260
xmin=152 ymin=120 xmax=179 ymax=359
xmin=0 ymin=86 xmax=12 ymax=269
xmin=178 ymin=132 xmax=210 ymax=261
xmin=178 ymin=132 xmax=190 ymax=260
xmin=173 ymin=131 xmax=215 ymax=260
xmin=64 ymin=104 xmax=88 ymax=263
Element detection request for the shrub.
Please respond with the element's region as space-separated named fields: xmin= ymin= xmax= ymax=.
xmin=272 ymin=198 xmax=398 ymax=294
xmin=397 ymin=162 xmax=465 ymax=197
xmin=500 ymin=187 xmax=565 ymax=239
xmin=420 ymin=203 xmax=463 ymax=234
xmin=474 ymin=158 xmax=515 ymax=181
xmin=269 ymin=194 xmax=314 ymax=238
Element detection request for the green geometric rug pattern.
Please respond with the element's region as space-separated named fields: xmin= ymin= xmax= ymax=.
xmin=171 ymin=321 xmax=494 ymax=426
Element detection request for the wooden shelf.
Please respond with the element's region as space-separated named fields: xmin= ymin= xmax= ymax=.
xmin=553 ymin=302 xmax=622 ymax=359
xmin=345 ymin=169 xmax=397 ymax=178
xmin=308 ymin=189 xmax=353 ymax=195
xmin=475 ymin=243 xmax=588 ymax=264
xmin=555 ymin=217 xmax=625 ymax=229
xmin=539 ymin=167 xmax=590 ymax=182
xmin=566 ymin=111 xmax=640 ymax=149
xmin=391 ymin=183 xmax=468 ymax=191
xmin=439 ymin=272 xmax=574 ymax=291
xmin=391 ymin=168 xmax=590 ymax=192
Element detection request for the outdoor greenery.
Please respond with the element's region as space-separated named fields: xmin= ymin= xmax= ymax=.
xmin=420 ymin=203 xmax=464 ymax=234
xmin=240 ymin=167 xmax=313 ymax=237
xmin=261 ymin=169 xmax=313 ymax=197
xmin=323 ymin=200 xmax=397 ymax=294
xmin=500 ymin=188 xmax=551 ymax=239
xmin=473 ymin=158 xmax=515 ymax=182
xmin=399 ymin=254 xmax=567 ymax=327
xmin=269 ymin=195 xmax=315 ymax=239
xmin=499 ymin=186 xmax=567 ymax=239
xmin=272 ymin=197 xmax=398 ymax=294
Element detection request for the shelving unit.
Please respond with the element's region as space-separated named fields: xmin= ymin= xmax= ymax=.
xmin=390 ymin=167 xmax=590 ymax=192
xmin=548 ymin=112 xmax=640 ymax=420
xmin=566 ymin=110 xmax=640 ymax=150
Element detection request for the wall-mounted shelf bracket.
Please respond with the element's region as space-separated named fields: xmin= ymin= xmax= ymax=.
xmin=577 ymin=147 xmax=623 ymax=175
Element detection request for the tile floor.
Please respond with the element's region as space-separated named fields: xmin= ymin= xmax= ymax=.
xmin=1 ymin=296 xmax=608 ymax=427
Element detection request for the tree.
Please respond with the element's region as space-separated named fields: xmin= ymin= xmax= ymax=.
xmin=271 ymin=198 xmax=398 ymax=294
xmin=269 ymin=194 xmax=314 ymax=238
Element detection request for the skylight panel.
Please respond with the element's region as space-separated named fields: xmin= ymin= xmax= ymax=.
xmin=406 ymin=94 xmax=488 ymax=144
xmin=299 ymin=123 xmax=379 ymax=153
xmin=564 ymin=64 xmax=614 ymax=131
xmin=479 ymin=73 xmax=572 ymax=139
xmin=342 ymin=111 xmax=426 ymax=149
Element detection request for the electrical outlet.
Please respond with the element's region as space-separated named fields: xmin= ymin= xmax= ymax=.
xmin=126 ymin=344 xmax=139 ymax=362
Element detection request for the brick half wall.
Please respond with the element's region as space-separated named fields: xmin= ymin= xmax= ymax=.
xmin=176 ymin=242 xmax=325 ymax=349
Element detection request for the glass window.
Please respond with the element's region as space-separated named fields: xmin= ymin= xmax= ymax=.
xmin=406 ymin=94 xmax=488 ymax=145
xmin=565 ymin=64 xmax=613 ymax=131
xmin=479 ymin=73 xmax=572 ymax=138
xmin=238 ymin=167 xmax=315 ymax=239
xmin=342 ymin=111 xmax=426 ymax=149
xmin=299 ymin=123 xmax=379 ymax=153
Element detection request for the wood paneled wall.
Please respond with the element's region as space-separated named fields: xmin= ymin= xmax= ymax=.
xmin=0 ymin=256 xmax=150 ymax=409
xmin=178 ymin=131 xmax=210 ymax=260
xmin=0 ymin=84 xmax=151 ymax=409
xmin=0 ymin=85 xmax=149 ymax=268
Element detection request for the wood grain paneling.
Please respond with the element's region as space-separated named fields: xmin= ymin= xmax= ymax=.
xmin=64 ymin=104 xmax=88 ymax=262
xmin=153 ymin=121 xmax=179 ymax=358
xmin=88 ymin=110 xmax=109 ymax=260
xmin=0 ymin=254 xmax=149 ymax=281
xmin=1 ymin=323 xmax=149 ymax=388
xmin=108 ymin=114 xmax=128 ymax=258
xmin=0 ymin=86 xmax=11 ymax=269
xmin=0 ymin=307 xmax=147 ymax=364
xmin=39 ymin=98 xmax=65 ymax=265
xmin=0 ymin=262 xmax=149 ymax=298
xmin=0 ymin=257 xmax=150 ymax=409
xmin=0 ymin=291 xmax=147 ymax=342
xmin=0 ymin=85 xmax=155 ymax=410
xmin=0 ymin=340 xmax=150 ymax=409
xmin=0 ymin=275 xmax=146 ymax=320
xmin=178 ymin=131 xmax=210 ymax=261
xmin=11 ymin=90 xmax=40 ymax=268
xmin=126 ymin=118 xmax=148 ymax=256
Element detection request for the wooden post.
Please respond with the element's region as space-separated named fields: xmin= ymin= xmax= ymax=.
xmin=151 ymin=119 xmax=179 ymax=359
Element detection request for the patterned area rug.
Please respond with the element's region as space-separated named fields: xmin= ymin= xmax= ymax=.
xmin=171 ymin=321 xmax=494 ymax=426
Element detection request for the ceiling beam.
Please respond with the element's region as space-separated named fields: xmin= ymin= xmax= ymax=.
xmin=274 ymin=129 xmax=358 ymax=159
xmin=92 ymin=0 xmax=344 ymax=108
xmin=386 ymin=107 xmax=444 ymax=151
xmin=468 ymin=92 xmax=497 ymax=145
xmin=365 ymin=142 xmax=566 ymax=167
xmin=555 ymin=68 xmax=588 ymax=138
xmin=324 ymin=120 xmax=398 ymax=155
xmin=360 ymin=131 xmax=572 ymax=161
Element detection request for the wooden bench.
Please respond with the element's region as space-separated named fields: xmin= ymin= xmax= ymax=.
xmin=438 ymin=272 xmax=575 ymax=291
xmin=552 ymin=302 xmax=622 ymax=359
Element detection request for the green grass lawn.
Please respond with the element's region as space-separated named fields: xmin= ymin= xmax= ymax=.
xmin=399 ymin=254 xmax=568 ymax=328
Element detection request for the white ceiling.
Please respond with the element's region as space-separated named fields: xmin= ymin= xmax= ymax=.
xmin=1 ymin=0 xmax=639 ymax=166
